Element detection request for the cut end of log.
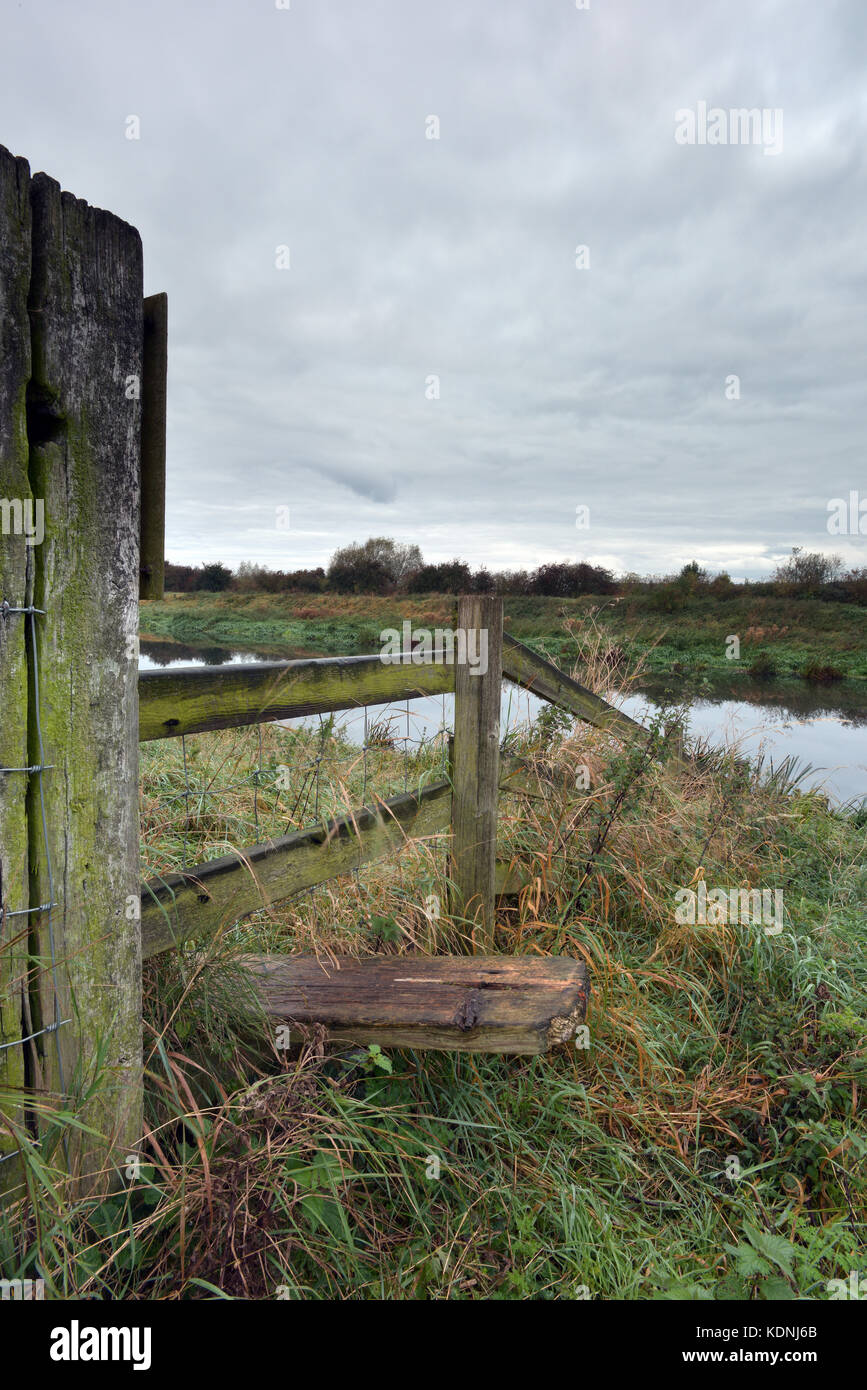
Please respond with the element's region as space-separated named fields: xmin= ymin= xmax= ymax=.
xmin=244 ymin=953 xmax=589 ymax=1055
xmin=546 ymin=1000 xmax=589 ymax=1048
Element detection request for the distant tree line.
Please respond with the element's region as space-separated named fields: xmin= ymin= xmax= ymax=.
xmin=161 ymin=541 xmax=867 ymax=605
xmin=163 ymin=560 xmax=326 ymax=594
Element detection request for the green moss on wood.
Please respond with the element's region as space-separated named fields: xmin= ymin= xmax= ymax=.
xmin=141 ymin=780 xmax=453 ymax=959
xmin=139 ymin=655 xmax=457 ymax=741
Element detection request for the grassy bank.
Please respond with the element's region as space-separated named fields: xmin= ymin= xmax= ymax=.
xmin=140 ymin=592 xmax=456 ymax=658
xmin=140 ymin=590 xmax=867 ymax=684
xmin=2 ymin=645 xmax=865 ymax=1300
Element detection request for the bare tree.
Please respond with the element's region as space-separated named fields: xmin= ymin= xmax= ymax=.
xmin=328 ymin=536 xmax=423 ymax=586
xmin=772 ymin=547 xmax=842 ymax=593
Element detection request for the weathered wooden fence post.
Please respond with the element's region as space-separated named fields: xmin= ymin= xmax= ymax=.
xmin=1 ymin=144 xmax=143 ymax=1193
xmin=449 ymin=594 xmax=503 ymax=952
xmin=0 ymin=146 xmax=32 ymax=1188
xmin=140 ymin=292 xmax=166 ymax=601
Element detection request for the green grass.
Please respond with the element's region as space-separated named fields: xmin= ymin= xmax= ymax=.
xmin=504 ymin=593 xmax=867 ymax=683
xmin=139 ymin=591 xmax=455 ymax=659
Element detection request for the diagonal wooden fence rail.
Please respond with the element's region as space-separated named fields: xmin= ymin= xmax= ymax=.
xmin=142 ymin=762 xmax=538 ymax=960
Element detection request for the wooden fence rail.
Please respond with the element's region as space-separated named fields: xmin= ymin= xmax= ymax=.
xmin=502 ymin=633 xmax=647 ymax=743
xmin=138 ymin=652 xmax=456 ymax=741
xmin=142 ymin=779 xmax=453 ymax=959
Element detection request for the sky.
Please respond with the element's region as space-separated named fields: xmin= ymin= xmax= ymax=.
xmin=1 ymin=0 xmax=865 ymax=579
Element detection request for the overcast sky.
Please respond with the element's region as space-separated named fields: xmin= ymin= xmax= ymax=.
xmin=1 ymin=0 xmax=865 ymax=578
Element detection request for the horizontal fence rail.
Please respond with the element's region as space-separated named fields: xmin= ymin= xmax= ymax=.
xmin=138 ymin=653 xmax=456 ymax=741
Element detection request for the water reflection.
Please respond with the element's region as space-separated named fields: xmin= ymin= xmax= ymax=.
xmin=620 ymin=684 xmax=867 ymax=805
xmin=139 ymin=638 xmax=281 ymax=668
xmin=635 ymin=673 xmax=867 ymax=728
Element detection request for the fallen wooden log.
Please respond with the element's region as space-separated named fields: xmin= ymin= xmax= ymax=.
xmin=244 ymin=954 xmax=589 ymax=1054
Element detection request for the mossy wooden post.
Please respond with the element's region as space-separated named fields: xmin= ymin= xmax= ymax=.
xmin=26 ymin=173 xmax=143 ymax=1191
xmin=0 ymin=146 xmax=33 ymax=1190
xmin=140 ymin=292 xmax=166 ymax=601
xmin=450 ymin=594 xmax=503 ymax=951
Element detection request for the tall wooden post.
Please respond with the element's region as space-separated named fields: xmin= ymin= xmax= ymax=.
xmin=450 ymin=594 xmax=503 ymax=952
xmin=1 ymin=159 xmax=143 ymax=1193
xmin=140 ymin=292 xmax=166 ymax=601
xmin=0 ymin=146 xmax=33 ymax=1188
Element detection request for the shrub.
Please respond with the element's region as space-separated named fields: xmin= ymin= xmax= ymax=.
xmin=405 ymin=560 xmax=472 ymax=593
xmin=197 ymin=562 xmax=233 ymax=592
xmin=749 ymin=651 xmax=778 ymax=680
xmin=800 ymin=661 xmax=844 ymax=683
xmin=772 ymin=547 xmax=843 ymax=597
xmin=329 ymin=538 xmax=421 ymax=590
xmin=328 ymin=557 xmax=394 ymax=595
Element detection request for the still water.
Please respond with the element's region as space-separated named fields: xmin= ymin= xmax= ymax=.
xmin=139 ymin=638 xmax=867 ymax=806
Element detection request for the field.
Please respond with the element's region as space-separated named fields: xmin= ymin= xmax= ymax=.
xmin=3 ymin=639 xmax=865 ymax=1300
xmin=140 ymin=589 xmax=867 ymax=685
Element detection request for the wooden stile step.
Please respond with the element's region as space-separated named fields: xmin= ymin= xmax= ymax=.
xmin=245 ymin=954 xmax=589 ymax=1055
